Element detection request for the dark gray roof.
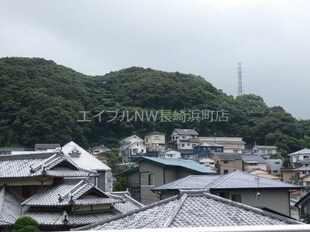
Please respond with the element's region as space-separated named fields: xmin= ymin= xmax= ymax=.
xmin=0 ymin=186 xmax=22 ymax=226
xmin=35 ymin=143 xmax=60 ymax=150
xmin=212 ymin=153 xmax=242 ymax=160
xmin=145 ymin=131 xmax=165 ymax=136
xmin=153 ymin=171 xmax=299 ymax=192
xmin=241 ymin=154 xmax=267 ymax=164
xmin=76 ymin=191 xmax=302 ymax=230
xmin=0 ymin=147 xmax=25 ymax=152
xmin=173 ymin=129 xmax=199 ymax=135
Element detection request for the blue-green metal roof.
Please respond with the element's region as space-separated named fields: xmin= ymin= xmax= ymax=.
xmin=140 ymin=156 xmax=216 ymax=174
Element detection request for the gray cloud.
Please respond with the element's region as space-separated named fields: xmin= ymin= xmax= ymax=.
xmin=1 ymin=0 xmax=309 ymax=118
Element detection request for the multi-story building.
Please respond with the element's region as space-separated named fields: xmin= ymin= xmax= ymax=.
xmin=144 ymin=131 xmax=166 ymax=152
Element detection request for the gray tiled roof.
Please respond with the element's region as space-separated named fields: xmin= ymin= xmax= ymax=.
xmin=0 ymin=152 xmax=93 ymax=178
xmin=289 ymin=148 xmax=310 ymax=156
xmin=77 ymin=192 xmax=302 ymax=230
xmin=212 ymin=153 xmax=242 ymax=160
xmin=153 ymin=171 xmax=298 ymax=192
xmin=25 ymin=208 xmax=120 ymax=226
xmin=0 ymin=186 xmax=22 ymax=226
xmin=241 ymin=154 xmax=267 ymax=164
xmin=173 ymin=129 xmax=199 ymax=135
xmin=22 ymin=179 xmax=120 ymax=207
xmin=35 ymin=143 xmax=60 ymax=150
xmin=106 ymin=192 xmax=144 ymax=214
xmin=146 ymin=131 xmax=165 ymax=136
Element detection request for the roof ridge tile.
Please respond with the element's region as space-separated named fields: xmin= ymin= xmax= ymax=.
xmin=162 ymin=193 xmax=188 ymax=228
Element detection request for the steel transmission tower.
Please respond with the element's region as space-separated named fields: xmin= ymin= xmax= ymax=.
xmin=238 ymin=62 xmax=243 ymax=96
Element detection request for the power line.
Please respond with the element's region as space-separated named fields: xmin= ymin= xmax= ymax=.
xmin=238 ymin=62 xmax=243 ymax=96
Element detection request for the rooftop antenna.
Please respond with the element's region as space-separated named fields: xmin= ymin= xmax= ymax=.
xmin=255 ymin=176 xmax=261 ymax=206
xmin=238 ymin=62 xmax=243 ymax=96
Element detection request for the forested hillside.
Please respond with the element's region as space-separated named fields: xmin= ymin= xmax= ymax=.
xmin=0 ymin=57 xmax=309 ymax=158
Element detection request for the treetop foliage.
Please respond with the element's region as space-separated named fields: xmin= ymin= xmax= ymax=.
xmin=0 ymin=57 xmax=309 ymax=157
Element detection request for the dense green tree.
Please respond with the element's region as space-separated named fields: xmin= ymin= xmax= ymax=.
xmin=0 ymin=57 xmax=309 ymax=157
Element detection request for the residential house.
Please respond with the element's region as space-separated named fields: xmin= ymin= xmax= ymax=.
xmin=119 ymin=135 xmax=146 ymax=162
xmin=241 ymin=154 xmax=267 ymax=171
xmin=117 ymin=156 xmax=215 ymax=205
xmin=61 ymin=141 xmax=113 ymax=192
xmin=198 ymin=137 xmax=245 ymax=154
xmin=0 ymin=147 xmax=25 ymax=155
xmin=266 ymin=159 xmax=283 ymax=176
xmin=158 ymin=149 xmax=181 ymax=159
xmin=34 ymin=143 xmax=61 ymax=151
xmin=144 ymin=131 xmax=166 ymax=152
xmin=198 ymin=158 xmax=216 ymax=169
xmin=90 ymin=145 xmax=111 ymax=155
xmin=169 ymin=128 xmax=199 ymax=152
xmin=295 ymin=192 xmax=310 ymax=223
xmin=289 ymin=148 xmax=310 ymax=168
xmin=287 ymin=149 xmax=310 ymax=183
xmin=253 ymin=145 xmax=278 ymax=159
xmin=211 ymin=153 xmax=243 ymax=174
xmin=193 ymin=142 xmax=224 ymax=158
xmin=300 ymin=174 xmax=310 ymax=186
xmin=0 ymin=152 xmax=142 ymax=231
xmin=282 ymin=168 xmax=297 ymax=184
xmin=152 ymin=171 xmax=301 ymax=216
xmin=76 ymin=191 xmax=303 ymax=231
xmin=246 ymin=168 xmax=282 ymax=181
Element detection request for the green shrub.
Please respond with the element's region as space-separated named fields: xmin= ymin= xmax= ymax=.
xmin=13 ymin=216 xmax=39 ymax=232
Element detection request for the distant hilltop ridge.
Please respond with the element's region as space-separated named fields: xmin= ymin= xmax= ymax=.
xmin=0 ymin=57 xmax=309 ymax=156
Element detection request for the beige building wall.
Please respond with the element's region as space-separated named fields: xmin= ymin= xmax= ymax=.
xmin=211 ymin=189 xmax=290 ymax=216
xmin=139 ymin=161 xmax=164 ymax=205
xmin=282 ymin=170 xmax=295 ymax=183
xmin=217 ymin=160 xmax=243 ymax=174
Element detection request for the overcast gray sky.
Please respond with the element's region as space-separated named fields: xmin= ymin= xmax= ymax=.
xmin=1 ymin=0 xmax=309 ymax=119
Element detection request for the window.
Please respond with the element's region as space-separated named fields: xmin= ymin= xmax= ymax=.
xmin=231 ymin=194 xmax=242 ymax=203
xmin=304 ymin=156 xmax=309 ymax=159
xmin=188 ymin=143 xmax=190 ymax=146
xmin=223 ymin=170 xmax=229 ymax=174
xmin=181 ymin=143 xmax=185 ymax=147
xmin=223 ymin=161 xmax=228 ymax=164
xmin=141 ymin=173 xmax=156 ymax=186
xmin=148 ymin=174 xmax=155 ymax=186
xmin=306 ymin=164 xmax=309 ymax=167
xmin=182 ymin=136 xmax=185 ymax=139
xmin=219 ymin=192 xmax=229 ymax=199
xmin=275 ymin=162 xmax=280 ymax=164
xmin=272 ymin=170 xmax=278 ymax=173
xmin=132 ymin=148 xmax=138 ymax=154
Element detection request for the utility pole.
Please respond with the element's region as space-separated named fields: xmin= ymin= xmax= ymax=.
xmin=238 ymin=62 xmax=243 ymax=96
